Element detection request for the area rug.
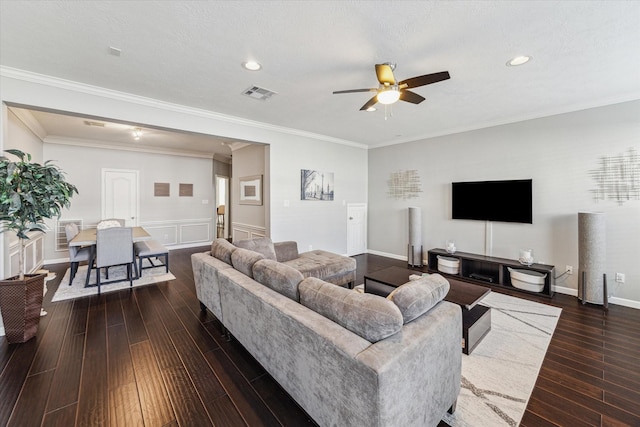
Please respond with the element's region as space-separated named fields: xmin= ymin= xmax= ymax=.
xmin=52 ymin=261 xmax=175 ymax=302
xmin=441 ymin=291 xmax=561 ymax=427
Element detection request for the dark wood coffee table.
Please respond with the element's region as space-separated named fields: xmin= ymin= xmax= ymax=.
xmin=364 ymin=266 xmax=491 ymax=354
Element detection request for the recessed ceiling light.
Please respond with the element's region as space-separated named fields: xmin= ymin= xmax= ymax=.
xmin=242 ymin=61 xmax=262 ymax=71
xmin=506 ymin=55 xmax=532 ymax=66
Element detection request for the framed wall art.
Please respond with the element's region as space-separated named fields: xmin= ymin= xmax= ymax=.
xmin=301 ymin=169 xmax=334 ymax=201
xmin=239 ymin=175 xmax=263 ymax=205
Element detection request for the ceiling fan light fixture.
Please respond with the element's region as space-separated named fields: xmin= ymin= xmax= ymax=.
xmin=366 ymin=106 xmax=376 ymax=112
xmin=377 ymin=86 xmax=400 ymax=105
xmin=507 ymin=55 xmax=532 ymax=66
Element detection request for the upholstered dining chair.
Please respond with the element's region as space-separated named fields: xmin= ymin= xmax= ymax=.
xmin=97 ymin=218 xmax=125 ymax=229
xmin=95 ymin=227 xmax=135 ymax=295
xmin=65 ymin=223 xmax=92 ymax=286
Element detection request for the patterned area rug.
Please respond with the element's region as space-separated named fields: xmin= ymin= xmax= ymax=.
xmin=52 ymin=261 xmax=175 ymax=302
xmin=442 ymin=291 xmax=561 ymax=427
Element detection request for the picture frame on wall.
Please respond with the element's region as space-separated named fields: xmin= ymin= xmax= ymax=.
xmin=239 ymin=175 xmax=263 ymax=205
xmin=301 ymin=169 xmax=334 ymax=201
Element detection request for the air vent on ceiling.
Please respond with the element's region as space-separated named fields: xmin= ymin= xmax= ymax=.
xmin=84 ymin=120 xmax=106 ymax=127
xmin=242 ymin=86 xmax=277 ymax=101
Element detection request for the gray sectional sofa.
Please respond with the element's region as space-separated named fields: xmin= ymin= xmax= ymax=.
xmin=192 ymin=238 xmax=461 ymax=427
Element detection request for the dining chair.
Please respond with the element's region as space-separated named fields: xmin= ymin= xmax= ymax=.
xmin=97 ymin=218 xmax=125 ymax=229
xmin=65 ymin=223 xmax=92 ymax=286
xmin=95 ymin=227 xmax=135 ymax=295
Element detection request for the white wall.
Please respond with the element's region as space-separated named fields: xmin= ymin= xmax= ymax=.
xmin=368 ymin=100 xmax=640 ymax=305
xmin=269 ymin=139 xmax=368 ymax=254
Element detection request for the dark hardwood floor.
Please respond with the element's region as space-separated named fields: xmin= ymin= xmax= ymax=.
xmin=1 ymin=247 xmax=638 ymax=426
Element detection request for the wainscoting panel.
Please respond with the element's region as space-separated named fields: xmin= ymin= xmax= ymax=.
xmin=141 ymin=218 xmax=213 ymax=247
xmin=143 ymin=225 xmax=178 ymax=246
xmin=180 ymin=223 xmax=211 ymax=244
xmin=231 ymin=222 xmax=266 ymax=242
xmin=9 ymin=232 xmax=45 ymax=276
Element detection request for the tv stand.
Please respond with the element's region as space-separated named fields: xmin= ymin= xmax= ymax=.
xmin=427 ymin=248 xmax=555 ymax=298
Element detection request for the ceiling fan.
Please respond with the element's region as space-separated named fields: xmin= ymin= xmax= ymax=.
xmin=333 ymin=63 xmax=450 ymax=111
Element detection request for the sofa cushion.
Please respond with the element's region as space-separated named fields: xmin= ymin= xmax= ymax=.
xmin=231 ymin=248 xmax=265 ymax=278
xmin=299 ymin=277 xmax=402 ymax=343
xmin=284 ymin=250 xmax=356 ymax=280
xmin=211 ymin=238 xmax=236 ymax=265
xmin=253 ymin=259 xmax=305 ymax=301
xmin=387 ymin=274 xmax=450 ymax=324
xmin=273 ymin=241 xmax=299 ymax=263
xmin=234 ymin=237 xmax=278 ymax=261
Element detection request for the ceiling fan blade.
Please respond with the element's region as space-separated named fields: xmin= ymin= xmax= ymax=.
xmin=375 ymin=64 xmax=396 ymax=85
xmin=359 ymin=95 xmax=379 ymax=111
xmin=333 ymin=88 xmax=377 ymax=94
xmin=399 ymin=90 xmax=426 ymax=104
xmin=399 ymin=71 xmax=450 ymax=89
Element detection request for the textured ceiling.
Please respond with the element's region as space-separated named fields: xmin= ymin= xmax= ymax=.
xmin=1 ymin=1 xmax=639 ymax=149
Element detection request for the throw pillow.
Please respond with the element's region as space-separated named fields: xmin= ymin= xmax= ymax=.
xmin=253 ymin=259 xmax=304 ymax=301
xmin=299 ymin=277 xmax=402 ymax=343
xmin=387 ymin=274 xmax=450 ymax=324
xmin=231 ymin=248 xmax=265 ymax=278
xmin=234 ymin=237 xmax=278 ymax=261
xmin=211 ymin=238 xmax=236 ymax=265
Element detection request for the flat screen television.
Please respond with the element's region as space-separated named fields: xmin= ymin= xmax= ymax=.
xmin=452 ymin=179 xmax=533 ymax=224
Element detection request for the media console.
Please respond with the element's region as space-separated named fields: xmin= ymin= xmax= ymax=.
xmin=427 ymin=248 xmax=555 ymax=298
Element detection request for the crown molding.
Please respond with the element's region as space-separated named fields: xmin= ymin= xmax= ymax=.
xmin=1 ymin=66 xmax=368 ymax=150
xmin=44 ymin=135 xmax=217 ymax=160
xmin=7 ymin=106 xmax=47 ymax=141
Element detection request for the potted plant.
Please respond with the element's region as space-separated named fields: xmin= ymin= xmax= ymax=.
xmin=0 ymin=149 xmax=78 ymax=343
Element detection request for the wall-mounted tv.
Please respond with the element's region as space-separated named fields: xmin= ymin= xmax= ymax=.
xmin=452 ymin=179 xmax=533 ymax=224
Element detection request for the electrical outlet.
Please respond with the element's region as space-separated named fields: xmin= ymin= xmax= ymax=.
xmin=566 ymin=265 xmax=573 ymax=275
xmin=615 ymin=273 xmax=625 ymax=284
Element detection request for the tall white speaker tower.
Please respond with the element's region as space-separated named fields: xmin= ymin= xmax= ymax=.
xmin=578 ymin=212 xmax=607 ymax=306
xmin=408 ymin=207 xmax=423 ymax=267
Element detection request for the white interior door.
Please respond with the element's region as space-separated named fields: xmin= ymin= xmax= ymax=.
xmin=102 ymin=169 xmax=139 ymax=226
xmin=347 ymin=203 xmax=367 ymax=256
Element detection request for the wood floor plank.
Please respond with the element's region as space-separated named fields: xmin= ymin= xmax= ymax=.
xmin=45 ymin=332 xmax=85 ymax=412
xmin=108 ymin=382 xmax=144 ymax=427
xmin=145 ymin=286 xmax=184 ymax=333
xmin=107 ymin=323 xmax=136 ymax=390
xmin=67 ymin=297 xmax=90 ymax=336
xmin=0 ymin=337 xmax=40 ymax=424
xmin=76 ymin=296 xmax=108 ymax=427
xmin=42 ymin=404 xmax=78 ymax=427
xmin=161 ymin=366 xmax=212 ymax=426
xmin=8 ymin=370 xmax=54 ymax=427
xmin=105 ymin=292 xmax=124 ymax=327
xmin=535 ymin=376 xmax=640 ymax=426
xmin=119 ymin=290 xmax=148 ymax=344
xmin=174 ymin=305 xmax=220 ymax=354
xmin=204 ymin=348 xmax=280 ymax=427
xmin=130 ymin=341 xmax=176 ymax=427
xmin=168 ymin=330 xmax=228 ymax=418
xmin=207 ymin=395 xmax=248 ymax=427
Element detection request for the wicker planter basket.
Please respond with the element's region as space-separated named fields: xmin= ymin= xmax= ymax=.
xmin=0 ymin=273 xmax=46 ymax=344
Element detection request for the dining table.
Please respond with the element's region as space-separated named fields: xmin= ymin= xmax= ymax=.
xmin=68 ymin=226 xmax=152 ymax=247
xmin=69 ymin=226 xmax=152 ymax=286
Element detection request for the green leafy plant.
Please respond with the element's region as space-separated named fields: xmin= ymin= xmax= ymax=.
xmin=0 ymin=149 xmax=78 ymax=279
